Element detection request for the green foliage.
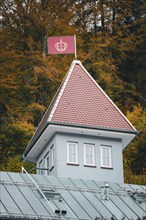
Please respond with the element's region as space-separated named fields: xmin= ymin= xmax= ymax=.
xmin=0 ymin=121 xmax=35 ymax=166
xmin=0 ymin=0 xmax=145 ymax=184
xmin=124 ymin=157 xmax=146 ymax=185
xmin=127 ymin=105 xmax=146 ymax=131
xmin=124 ymin=105 xmax=146 ymax=183
xmin=1 ymin=155 xmax=35 ymax=173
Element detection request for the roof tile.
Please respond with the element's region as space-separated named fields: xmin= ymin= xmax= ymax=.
xmin=49 ymin=61 xmax=136 ymax=131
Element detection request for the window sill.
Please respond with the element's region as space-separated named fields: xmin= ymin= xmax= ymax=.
xmin=84 ymin=165 xmax=96 ymax=168
xmin=67 ymin=163 xmax=79 ymax=166
xmin=101 ymin=166 xmax=113 ymax=170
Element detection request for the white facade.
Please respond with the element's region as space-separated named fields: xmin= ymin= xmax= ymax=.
xmin=37 ymin=132 xmax=124 ymax=183
xmin=24 ymin=61 xmax=137 ymax=183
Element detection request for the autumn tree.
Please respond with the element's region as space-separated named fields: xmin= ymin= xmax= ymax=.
xmin=0 ymin=0 xmax=75 ymax=169
xmin=0 ymin=0 xmax=145 ymax=184
xmin=124 ymin=105 xmax=146 ymax=177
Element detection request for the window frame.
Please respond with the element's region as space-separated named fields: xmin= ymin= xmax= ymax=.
xmin=44 ymin=152 xmax=50 ymax=175
xmin=50 ymin=145 xmax=54 ymax=171
xmin=84 ymin=143 xmax=95 ymax=167
xmin=39 ymin=159 xmax=44 ymax=175
xmin=100 ymin=145 xmax=112 ymax=168
xmin=67 ymin=142 xmax=79 ymax=165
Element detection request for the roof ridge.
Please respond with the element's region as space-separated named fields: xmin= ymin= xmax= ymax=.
xmin=48 ymin=60 xmax=78 ymax=121
xmin=79 ymin=62 xmax=137 ymax=131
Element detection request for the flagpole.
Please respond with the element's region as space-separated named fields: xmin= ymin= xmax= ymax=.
xmin=42 ymin=36 xmax=47 ymax=57
xmin=74 ymin=34 xmax=77 ymax=59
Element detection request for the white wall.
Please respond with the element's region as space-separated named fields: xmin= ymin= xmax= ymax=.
xmin=36 ymin=134 xmax=57 ymax=176
xmin=36 ymin=132 xmax=124 ymax=182
xmin=58 ymin=132 xmax=123 ymax=182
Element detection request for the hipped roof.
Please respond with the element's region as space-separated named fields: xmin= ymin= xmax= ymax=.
xmin=23 ymin=60 xmax=137 ymax=159
xmin=46 ymin=60 xmax=136 ymax=130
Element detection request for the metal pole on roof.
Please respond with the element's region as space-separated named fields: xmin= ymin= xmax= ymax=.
xmin=21 ymin=166 xmax=55 ymax=212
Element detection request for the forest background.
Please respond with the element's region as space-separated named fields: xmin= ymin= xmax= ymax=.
xmin=0 ymin=0 xmax=146 ymax=185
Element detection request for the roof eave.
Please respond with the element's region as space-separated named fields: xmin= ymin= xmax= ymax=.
xmin=49 ymin=121 xmax=139 ymax=135
xmin=22 ymin=121 xmax=139 ymax=161
xmin=22 ymin=122 xmax=48 ymax=161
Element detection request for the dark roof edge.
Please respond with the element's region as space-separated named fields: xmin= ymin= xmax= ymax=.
xmin=22 ymin=121 xmax=139 ymax=160
xmin=49 ymin=121 xmax=139 ymax=134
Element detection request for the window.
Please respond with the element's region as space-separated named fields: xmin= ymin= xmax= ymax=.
xmin=39 ymin=159 xmax=44 ymax=175
xmin=44 ymin=152 xmax=49 ymax=175
xmin=46 ymin=155 xmax=50 ymax=174
xmin=50 ymin=145 xmax=54 ymax=170
xmin=84 ymin=144 xmax=95 ymax=166
xmin=67 ymin=142 xmax=78 ymax=164
xmin=101 ymin=145 xmax=112 ymax=168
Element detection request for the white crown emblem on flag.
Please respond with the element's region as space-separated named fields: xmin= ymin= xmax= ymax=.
xmin=55 ymin=39 xmax=68 ymax=52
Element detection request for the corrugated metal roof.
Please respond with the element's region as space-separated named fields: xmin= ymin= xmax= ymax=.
xmin=0 ymin=172 xmax=146 ymax=220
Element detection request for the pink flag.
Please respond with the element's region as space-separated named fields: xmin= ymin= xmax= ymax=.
xmin=48 ymin=36 xmax=75 ymax=55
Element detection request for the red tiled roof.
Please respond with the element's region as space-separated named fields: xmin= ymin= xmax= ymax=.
xmin=48 ymin=60 xmax=136 ymax=131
